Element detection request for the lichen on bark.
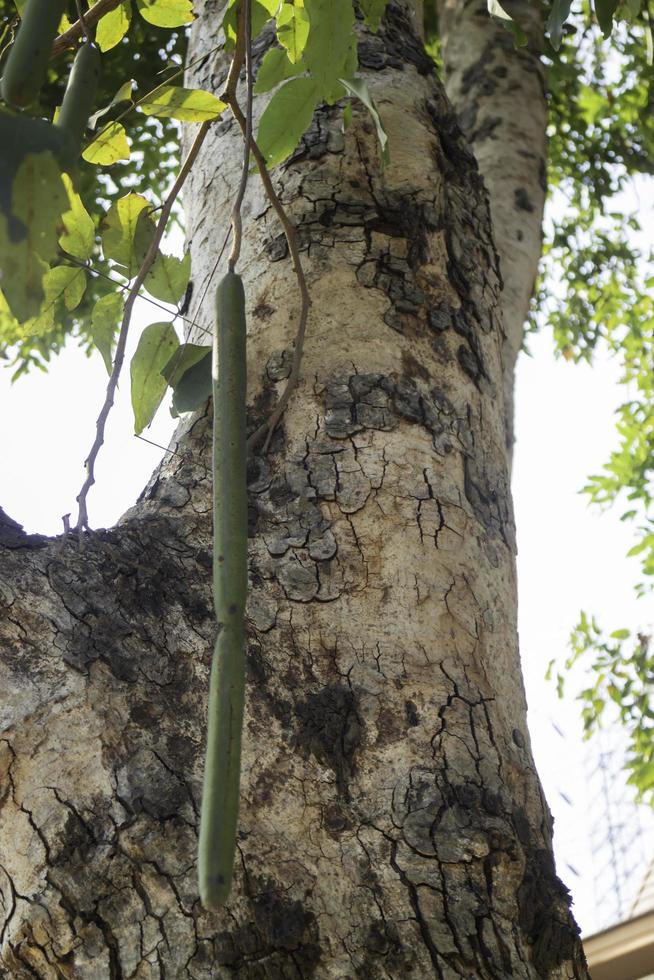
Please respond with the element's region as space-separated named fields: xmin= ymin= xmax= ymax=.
xmin=0 ymin=2 xmax=588 ymax=977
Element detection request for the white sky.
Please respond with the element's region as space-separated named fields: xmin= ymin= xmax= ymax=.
xmin=1 ymin=289 xmax=652 ymax=937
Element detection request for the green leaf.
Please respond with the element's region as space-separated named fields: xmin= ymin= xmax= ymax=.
xmin=276 ymin=3 xmax=310 ymax=63
xmin=101 ymin=193 xmax=150 ymax=275
xmin=136 ymin=0 xmax=194 ymax=27
xmin=257 ymin=76 xmax=319 ymax=167
xmin=547 ymin=0 xmax=572 ymax=49
xmin=145 ymin=250 xmax=191 ymax=304
xmin=82 ymin=121 xmax=131 ymax=164
xmin=96 ymin=0 xmax=132 ymax=50
xmin=131 ymin=321 xmax=179 ymax=433
xmin=138 ymin=85 xmax=227 ymax=122
xmin=629 ymin=759 xmax=654 ymax=792
xmin=91 ymin=292 xmax=124 ymax=374
xmin=171 ymin=350 xmax=213 ymax=415
xmin=60 ymin=175 xmax=95 ymax=261
xmin=42 ymin=265 xmax=86 ymax=313
xmin=89 ymin=80 xmax=135 ymax=130
xmin=594 ymin=0 xmax=619 ymax=36
xmin=340 ymin=77 xmax=389 ymax=166
xmin=223 ymin=0 xmax=275 ymax=46
xmin=0 ymin=216 xmax=48 ymax=321
xmin=359 ymin=0 xmax=388 ymax=30
xmin=12 ymin=151 xmax=67 ymax=264
xmin=254 ymin=47 xmax=300 ymax=94
xmin=610 ymin=628 xmax=631 ymax=640
xmin=303 ymin=0 xmax=356 ymax=101
xmin=161 ymin=342 xmax=211 ymax=387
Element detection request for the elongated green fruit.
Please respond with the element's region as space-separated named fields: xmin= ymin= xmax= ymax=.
xmin=1 ymin=0 xmax=65 ymax=108
xmin=198 ymin=271 xmax=248 ymax=910
xmin=55 ymin=42 xmax=102 ymax=158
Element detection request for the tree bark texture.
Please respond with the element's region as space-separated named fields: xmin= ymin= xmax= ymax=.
xmin=0 ymin=3 xmax=587 ymax=977
xmin=437 ymin=0 xmax=547 ymax=458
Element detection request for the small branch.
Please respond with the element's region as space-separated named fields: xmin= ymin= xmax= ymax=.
xmin=224 ymin=92 xmax=310 ymax=454
xmin=74 ymin=0 xmax=94 ymax=43
xmin=228 ymin=0 xmax=253 ymax=273
xmin=51 ymin=0 xmax=120 ymax=57
xmin=75 ymin=121 xmax=211 ymax=536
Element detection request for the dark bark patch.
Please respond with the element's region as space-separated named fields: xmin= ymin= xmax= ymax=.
xmin=215 ymin=882 xmax=321 ymax=975
xmin=517 ymin=846 xmax=582 ymax=975
xmin=266 ymin=349 xmax=292 ymax=381
xmin=0 ymin=507 xmax=47 ymax=549
xmin=264 ymin=233 xmax=288 ymax=262
xmin=294 ymin=684 xmax=363 ymax=791
xmin=514 ymin=187 xmax=535 ymax=212
xmin=115 ymin=748 xmax=187 ymax=820
xmin=357 ymin=3 xmax=434 ymax=77
xmin=405 ymin=700 xmax=419 ymax=727
xmin=463 ymin=453 xmax=515 ymax=549
xmin=322 ymin=802 xmax=352 ymax=838
xmin=321 ymin=372 xmax=466 ymax=458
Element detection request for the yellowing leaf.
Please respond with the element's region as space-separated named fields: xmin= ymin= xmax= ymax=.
xmin=101 ymin=193 xmax=150 ymax=274
xmin=96 ymin=0 xmax=132 ymax=50
xmin=131 ymin=321 xmax=179 ymax=432
xmin=91 ymin=292 xmax=124 ymax=373
xmin=60 ymin=175 xmax=95 ymax=260
xmin=276 ymin=3 xmax=310 ymax=63
xmin=223 ymin=0 xmax=276 ymax=45
xmin=257 ymin=77 xmax=319 ymax=167
xmin=136 ymin=0 xmax=194 ymax=28
xmin=138 ymin=85 xmax=226 ymax=122
xmin=82 ymin=122 xmax=131 ymax=164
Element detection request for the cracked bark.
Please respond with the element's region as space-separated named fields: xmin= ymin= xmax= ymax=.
xmin=437 ymin=0 xmax=548 ymax=460
xmin=0 ymin=2 xmax=587 ymax=977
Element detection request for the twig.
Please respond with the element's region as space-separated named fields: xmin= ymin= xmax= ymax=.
xmin=227 ymin=0 xmax=253 ymax=272
xmin=224 ymin=93 xmax=310 ymax=454
xmin=75 ymin=121 xmax=211 ymax=536
xmin=74 ymin=0 xmax=94 ymax=42
xmin=51 ymin=0 xmax=120 ymax=57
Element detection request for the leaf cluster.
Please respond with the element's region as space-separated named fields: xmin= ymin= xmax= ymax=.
xmin=549 ymin=613 xmax=654 ymax=803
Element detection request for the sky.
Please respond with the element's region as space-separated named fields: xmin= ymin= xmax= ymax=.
xmin=1 ymin=294 xmax=652 ymax=937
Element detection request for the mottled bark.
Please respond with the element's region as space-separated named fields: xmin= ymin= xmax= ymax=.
xmin=0 ymin=3 xmax=585 ymax=977
xmin=437 ymin=0 xmax=548 ymax=458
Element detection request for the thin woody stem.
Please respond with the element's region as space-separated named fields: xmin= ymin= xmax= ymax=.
xmin=223 ymin=97 xmax=310 ymax=454
xmin=52 ymin=0 xmax=119 ymax=56
xmin=75 ymin=121 xmax=211 ymax=535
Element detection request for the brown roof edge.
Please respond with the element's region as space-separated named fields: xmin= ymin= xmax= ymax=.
xmin=584 ymin=908 xmax=654 ymax=980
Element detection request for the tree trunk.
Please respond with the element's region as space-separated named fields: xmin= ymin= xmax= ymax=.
xmin=0 ymin=2 xmax=587 ymax=977
xmin=437 ymin=0 xmax=547 ymax=459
